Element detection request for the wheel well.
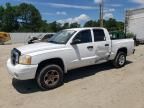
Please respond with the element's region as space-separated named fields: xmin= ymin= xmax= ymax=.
xmin=36 ymin=58 xmax=65 ymax=77
xmin=117 ymin=48 xmax=127 ymax=55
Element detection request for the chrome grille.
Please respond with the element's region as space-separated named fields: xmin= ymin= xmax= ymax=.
xmin=11 ymin=48 xmax=21 ymax=65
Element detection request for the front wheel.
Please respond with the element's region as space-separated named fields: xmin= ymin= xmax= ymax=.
xmin=36 ymin=64 xmax=64 ymax=90
xmin=113 ymin=52 xmax=126 ymax=68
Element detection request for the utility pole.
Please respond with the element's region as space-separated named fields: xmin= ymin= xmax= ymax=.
xmin=99 ymin=0 xmax=104 ymax=27
xmin=125 ymin=9 xmax=129 ymax=35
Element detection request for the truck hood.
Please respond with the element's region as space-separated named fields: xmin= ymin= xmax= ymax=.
xmin=17 ymin=42 xmax=66 ymax=55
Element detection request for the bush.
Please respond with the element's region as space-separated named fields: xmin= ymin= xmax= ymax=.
xmin=126 ymin=33 xmax=136 ymax=38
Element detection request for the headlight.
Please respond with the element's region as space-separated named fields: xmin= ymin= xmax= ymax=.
xmin=19 ymin=55 xmax=31 ymax=65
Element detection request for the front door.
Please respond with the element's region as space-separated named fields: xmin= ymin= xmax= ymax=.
xmin=70 ymin=30 xmax=96 ymax=68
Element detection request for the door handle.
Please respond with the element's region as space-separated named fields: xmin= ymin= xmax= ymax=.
xmin=105 ymin=44 xmax=109 ymax=46
xmin=87 ymin=46 xmax=93 ymax=49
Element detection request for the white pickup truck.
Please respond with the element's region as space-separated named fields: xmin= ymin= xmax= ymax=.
xmin=7 ymin=27 xmax=135 ymax=90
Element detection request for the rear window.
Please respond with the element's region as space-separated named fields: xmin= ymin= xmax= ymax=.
xmin=93 ymin=29 xmax=105 ymax=42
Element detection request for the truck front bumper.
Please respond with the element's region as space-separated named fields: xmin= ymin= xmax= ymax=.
xmin=7 ymin=59 xmax=38 ymax=80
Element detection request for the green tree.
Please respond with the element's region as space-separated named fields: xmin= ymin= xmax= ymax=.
xmin=84 ymin=20 xmax=98 ymax=27
xmin=104 ymin=18 xmax=117 ymax=31
xmin=62 ymin=23 xmax=70 ymax=29
xmin=0 ymin=3 xmax=124 ymax=32
xmin=70 ymin=22 xmax=80 ymax=28
xmin=17 ymin=3 xmax=42 ymax=32
xmin=1 ymin=3 xmax=19 ymax=32
xmin=104 ymin=18 xmax=124 ymax=32
xmin=39 ymin=20 xmax=49 ymax=32
xmin=116 ymin=21 xmax=124 ymax=31
xmin=48 ymin=21 xmax=63 ymax=32
xmin=0 ymin=6 xmax=4 ymax=30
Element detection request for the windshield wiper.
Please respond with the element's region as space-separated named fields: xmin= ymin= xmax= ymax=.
xmin=48 ymin=40 xmax=62 ymax=44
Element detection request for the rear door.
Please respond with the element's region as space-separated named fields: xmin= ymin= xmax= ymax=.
xmin=93 ymin=29 xmax=111 ymax=63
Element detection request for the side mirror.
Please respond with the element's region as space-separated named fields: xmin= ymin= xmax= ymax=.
xmin=71 ymin=39 xmax=81 ymax=45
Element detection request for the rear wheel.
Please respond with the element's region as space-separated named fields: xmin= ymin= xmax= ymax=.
xmin=113 ymin=52 xmax=126 ymax=68
xmin=36 ymin=64 xmax=63 ymax=90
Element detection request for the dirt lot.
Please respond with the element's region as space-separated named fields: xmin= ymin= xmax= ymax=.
xmin=0 ymin=44 xmax=144 ymax=108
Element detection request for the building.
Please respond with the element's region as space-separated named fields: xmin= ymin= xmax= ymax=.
xmin=125 ymin=8 xmax=144 ymax=41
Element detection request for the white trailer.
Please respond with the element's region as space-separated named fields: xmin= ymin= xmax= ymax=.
xmin=125 ymin=8 xmax=144 ymax=43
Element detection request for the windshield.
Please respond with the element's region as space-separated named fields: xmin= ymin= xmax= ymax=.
xmin=48 ymin=30 xmax=76 ymax=44
xmin=35 ymin=34 xmax=43 ymax=39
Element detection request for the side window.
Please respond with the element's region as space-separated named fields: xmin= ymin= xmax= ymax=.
xmin=93 ymin=29 xmax=105 ymax=42
xmin=74 ymin=30 xmax=92 ymax=44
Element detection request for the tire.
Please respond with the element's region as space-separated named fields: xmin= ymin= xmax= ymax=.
xmin=36 ymin=64 xmax=64 ymax=90
xmin=113 ymin=52 xmax=126 ymax=68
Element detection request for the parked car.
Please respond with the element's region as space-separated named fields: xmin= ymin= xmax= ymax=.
xmin=0 ymin=32 xmax=11 ymax=45
xmin=28 ymin=33 xmax=55 ymax=44
xmin=7 ymin=27 xmax=135 ymax=90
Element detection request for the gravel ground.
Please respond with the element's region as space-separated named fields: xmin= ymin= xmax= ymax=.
xmin=0 ymin=44 xmax=144 ymax=108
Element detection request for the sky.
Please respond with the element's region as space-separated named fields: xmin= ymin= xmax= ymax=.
xmin=0 ymin=0 xmax=144 ymax=24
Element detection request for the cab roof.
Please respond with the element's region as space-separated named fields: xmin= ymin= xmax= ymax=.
xmin=65 ymin=27 xmax=106 ymax=32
